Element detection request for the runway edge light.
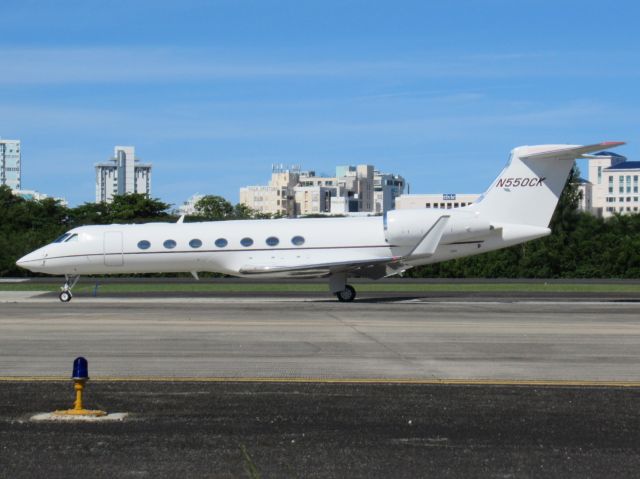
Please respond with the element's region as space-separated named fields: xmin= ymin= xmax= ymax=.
xmin=53 ymin=357 xmax=107 ymax=417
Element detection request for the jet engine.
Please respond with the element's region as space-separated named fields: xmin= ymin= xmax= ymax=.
xmin=384 ymin=209 xmax=494 ymax=247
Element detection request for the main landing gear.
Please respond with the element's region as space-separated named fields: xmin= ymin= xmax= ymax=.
xmin=59 ymin=275 xmax=80 ymax=302
xmin=330 ymin=273 xmax=356 ymax=302
xmin=335 ymin=284 xmax=356 ymax=302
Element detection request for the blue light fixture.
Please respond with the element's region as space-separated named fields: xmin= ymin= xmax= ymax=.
xmin=72 ymin=357 xmax=89 ymax=380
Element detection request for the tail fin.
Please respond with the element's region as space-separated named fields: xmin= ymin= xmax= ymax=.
xmin=472 ymin=142 xmax=625 ymax=227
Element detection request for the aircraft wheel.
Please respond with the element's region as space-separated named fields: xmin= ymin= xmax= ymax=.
xmin=336 ymin=285 xmax=356 ymax=302
xmin=59 ymin=291 xmax=72 ymax=303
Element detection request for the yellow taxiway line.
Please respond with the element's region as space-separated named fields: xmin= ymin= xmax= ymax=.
xmin=0 ymin=376 xmax=640 ymax=387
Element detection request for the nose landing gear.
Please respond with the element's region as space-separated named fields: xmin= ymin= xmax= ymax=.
xmin=59 ymin=275 xmax=80 ymax=302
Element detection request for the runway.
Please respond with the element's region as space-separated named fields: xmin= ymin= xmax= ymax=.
xmin=1 ymin=292 xmax=639 ymax=382
xmin=2 ymin=292 xmax=640 ymax=477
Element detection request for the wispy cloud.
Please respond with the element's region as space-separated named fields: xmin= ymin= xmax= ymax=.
xmin=0 ymin=47 xmax=635 ymax=85
xmin=0 ymin=99 xmax=622 ymax=143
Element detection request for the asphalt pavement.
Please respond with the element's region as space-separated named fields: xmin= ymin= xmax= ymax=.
xmin=1 ymin=381 xmax=639 ymax=478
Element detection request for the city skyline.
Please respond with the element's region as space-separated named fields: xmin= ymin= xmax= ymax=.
xmin=1 ymin=1 xmax=639 ymax=207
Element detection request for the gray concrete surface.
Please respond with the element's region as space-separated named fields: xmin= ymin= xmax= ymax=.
xmin=1 ymin=294 xmax=639 ymax=381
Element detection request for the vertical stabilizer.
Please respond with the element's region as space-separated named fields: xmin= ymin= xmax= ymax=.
xmin=471 ymin=142 xmax=624 ymax=227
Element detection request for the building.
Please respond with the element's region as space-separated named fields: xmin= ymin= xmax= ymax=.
xmin=240 ymin=164 xmax=300 ymax=216
xmin=395 ymin=193 xmax=480 ymax=210
xmin=13 ymin=189 xmax=68 ymax=206
xmin=0 ymin=138 xmax=21 ymax=190
xmin=576 ymin=178 xmax=593 ymax=214
xmin=240 ymin=163 xmax=404 ymax=216
xmin=374 ymin=171 xmax=405 ymax=213
xmin=178 ymin=193 xmax=205 ymax=215
xmin=586 ymin=151 xmax=640 ymax=217
xmin=95 ymin=146 xmax=152 ymax=203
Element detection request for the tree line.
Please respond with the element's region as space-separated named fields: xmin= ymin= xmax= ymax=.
xmin=2 ymin=168 xmax=639 ymax=278
xmin=0 ymin=188 xmax=268 ymax=276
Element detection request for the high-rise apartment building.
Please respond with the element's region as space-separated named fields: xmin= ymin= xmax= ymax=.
xmin=0 ymin=138 xmax=21 ymax=190
xmin=95 ymin=146 xmax=152 ymax=203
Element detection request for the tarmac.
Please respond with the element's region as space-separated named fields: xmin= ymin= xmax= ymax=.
xmin=1 ymin=289 xmax=639 ymax=477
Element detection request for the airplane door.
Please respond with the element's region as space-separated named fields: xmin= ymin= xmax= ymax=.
xmin=104 ymin=231 xmax=124 ymax=266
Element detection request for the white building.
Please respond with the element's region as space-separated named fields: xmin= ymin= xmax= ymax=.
xmin=95 ymin=146 xmax=152 ymax=203
xmin=240 ymin=164 xmax=404 ymax=216
xmin=586 ymin=151 xmax=640 ymax=217
xmin=565 ymin=151 xmax=640 ymax=217
xmin=0 ymin=138 xmax=21 ymax=190
xmin=13 ymin=189 xmax=68 ymax=206
xmin=178 ymin=193 xmax=205 ymax=215
xmin=240 ymin=165 xmax=300 ymax=216
xmin=396 ymin=193 xmax=480 ymax=210
xmin=576 ymin=178 xmax=593 ymax=214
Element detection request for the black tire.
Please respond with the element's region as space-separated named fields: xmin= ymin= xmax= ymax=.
xmin=59 ymin=291 xmax=72 ymax=302
xmin=336 ymin=284 xmax=356 ymax=302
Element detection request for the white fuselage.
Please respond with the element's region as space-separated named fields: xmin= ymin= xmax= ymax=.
xmin=16 ymin=141 xmax=626 ymax=300
xmin=16 ymin=208 xmax=549 ymax=278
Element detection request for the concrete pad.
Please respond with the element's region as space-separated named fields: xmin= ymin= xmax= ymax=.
xmin=0 ymin=291 xmax=50 ymax=303
xmin=2 ymin=299 xmax=640 ymax=382
xmin=30 ymin=412 xmax=128 ymax=422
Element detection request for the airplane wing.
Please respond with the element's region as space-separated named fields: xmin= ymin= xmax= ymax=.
xmin=238 ymin=256 xmax=400 ymax=279
xmin=239 ymin=215 xmax=454 ymax=278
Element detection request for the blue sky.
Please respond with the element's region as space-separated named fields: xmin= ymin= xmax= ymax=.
xmin=1 ymin=0 xmax=639 ymax=207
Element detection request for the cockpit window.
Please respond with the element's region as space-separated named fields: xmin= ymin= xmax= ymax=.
xmin=52 ymin=233 xmax=71 ymax=243
xmin=64 ymin=234 xmax=79 ymax=242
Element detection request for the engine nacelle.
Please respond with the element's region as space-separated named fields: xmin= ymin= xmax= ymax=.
xmin=384 ymin=209 xmax=445 ymax=246
xmin=384 ymin=209 xmax=493 ymax=247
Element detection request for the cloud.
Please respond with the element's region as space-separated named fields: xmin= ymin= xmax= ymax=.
xmin=0 ymin=98 xmax=619 ymax=145
xmin=0 ymin=47 xmax=635 ymax=85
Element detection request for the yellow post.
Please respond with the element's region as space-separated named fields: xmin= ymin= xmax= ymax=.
xmin=73 ymin=380 xmax=85 ymax=411
xmin=53 ymin=358 xmax=107 ymax=417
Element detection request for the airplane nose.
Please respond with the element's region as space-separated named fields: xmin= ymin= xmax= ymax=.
xmin=16 ymin=250 xmax=43 ymax=270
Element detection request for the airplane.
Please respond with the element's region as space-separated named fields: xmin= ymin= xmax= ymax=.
xmin=17 ymin=141 xmax=624 ymax=302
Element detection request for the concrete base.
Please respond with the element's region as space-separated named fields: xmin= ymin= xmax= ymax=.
xmin=30 ymin=412 xmax=128 ymax=422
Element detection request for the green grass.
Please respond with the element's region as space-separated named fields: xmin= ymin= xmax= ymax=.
xmin=1 ymin=281 xmax=640 ymax=294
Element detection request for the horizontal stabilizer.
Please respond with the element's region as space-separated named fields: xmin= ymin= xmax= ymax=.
xmin=520 ymin=142 xmax=625 ymax=161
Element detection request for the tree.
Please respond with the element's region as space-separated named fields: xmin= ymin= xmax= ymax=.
xmin=0 ymin=185 xmax=70 ymax=276
xmin=107 ymin=194 xmax=171 ymax=223
xmin=194 ymin=195 xmax=234 ymax=220
xmin=232 ymin=203 xmax=255 ymax=220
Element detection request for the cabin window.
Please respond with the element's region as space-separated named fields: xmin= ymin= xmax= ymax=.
xmin=163 ymin=239 xmax=177 ymax=249
xmin=291 ymin=235 xmax=305 ymax=246
xmin=53 ymin=233 xmax=71 ymax=243
xmin=215 ymin=238 xmax=228 ymax=248
xmin=65 ymin=234 xmax=79 ymax=242
xmin=137 ymin=240 xmax=151 ymax=250
xmin=189 ymin=239 xmax=202 ymax=249
xmin=266 ymin=236 xmax=279 ymax=247
xmin=240 ymin=237 xmax=254 ymax=247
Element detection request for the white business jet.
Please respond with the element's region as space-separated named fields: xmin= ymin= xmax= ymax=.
xmin=17 ymin=142 xmax=624 ymax=302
